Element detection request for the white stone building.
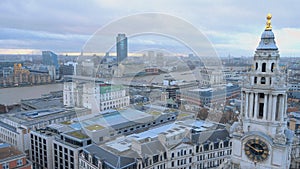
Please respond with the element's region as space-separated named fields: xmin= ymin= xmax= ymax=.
xmin=63 ymin=76 xmax=129 ymax=112
xmin=78 ymin=119 xmax=232 ymax=169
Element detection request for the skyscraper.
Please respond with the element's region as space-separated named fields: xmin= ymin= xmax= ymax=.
xmin=42 ymin=51 xmax=59 ymax=70
xmin=116 ymin=33 xmax=128 ymax=65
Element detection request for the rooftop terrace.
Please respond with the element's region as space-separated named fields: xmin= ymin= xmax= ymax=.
xmin=66 ymin=130 xmax=89 ymax=139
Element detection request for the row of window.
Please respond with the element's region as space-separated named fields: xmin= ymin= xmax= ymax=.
xmin=255 ymin=62 xmax=275 ymax=73
xmin=115 ymin=116 xmax=176 ymax=136
xmin=1 ymin=159 xmax=23 ymax=169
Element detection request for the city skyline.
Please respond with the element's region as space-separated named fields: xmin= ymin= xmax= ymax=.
xmin=0 ymin=0 xmax=299 ymax=57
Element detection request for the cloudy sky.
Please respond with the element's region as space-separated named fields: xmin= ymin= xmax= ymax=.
xmin=0 ymin=0 xmax=299 ymax=57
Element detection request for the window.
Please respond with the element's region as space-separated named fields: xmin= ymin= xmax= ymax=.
xmin=271 ymin=63 xmax=274 ymax=72
xmin=261 ymin=77 xmax=266 ymax=84
xmin=2 ymin=162 xmax=9 ymax=169
xmin=255 ymin=62 xmax=258 ymax=70
xmin=262 ymin=63 xmax=266 ymax=72
xmin=254 ymin=77 xmax=257 ymax=84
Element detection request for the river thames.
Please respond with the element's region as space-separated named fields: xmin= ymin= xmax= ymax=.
xmin=0 ymin=83 xmax=63 ymax=105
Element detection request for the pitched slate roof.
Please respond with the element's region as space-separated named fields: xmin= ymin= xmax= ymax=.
xmin=141 ymin=140 xmax=166 ymax=156
xmin=192 ymin=128 xmax=229 ymax=144
xmin=84 ymin=144 xmax=136 ymax=169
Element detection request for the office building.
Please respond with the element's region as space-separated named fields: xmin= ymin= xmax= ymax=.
xmin=116 ymin=34 xmax=128 ymax=65
xmin=71 ymin=107 xmax=178 ymax=144
xmin=42 ymin=51 xmax=59 ymax=70
xmin=0 ymin=108 xmax=87 ymax=152
xmin=29 ymin=106 xmax=177 ymax=169
xmin=79 ymin=119 xmax=232 ymax=169
xmin=30 ymin=124 xmax=92 ymax=169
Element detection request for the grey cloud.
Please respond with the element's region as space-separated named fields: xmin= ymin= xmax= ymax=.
xmin=0 ymin=0 xmax=299 ymax=56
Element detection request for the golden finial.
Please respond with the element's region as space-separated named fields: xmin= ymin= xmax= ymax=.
xmin=265 ymin=13 xmax=272 ymax=30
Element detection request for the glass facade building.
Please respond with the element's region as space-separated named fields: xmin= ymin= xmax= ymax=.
xmin=42 ymin=51 xmax=59 ymax=70
xmin=116 ymin=34 xmax=128 ymax=65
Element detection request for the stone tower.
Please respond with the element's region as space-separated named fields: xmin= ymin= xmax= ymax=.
xmin=230 ymin=14 xmax=293 ymax=169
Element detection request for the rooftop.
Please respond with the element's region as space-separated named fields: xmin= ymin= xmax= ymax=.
xmin=85 ymin=124 xmax=104 ymax=131
xmin=0 ymin=108 xmax=87 ymax=129
xmin=66 ymin=130 xmax=89 ymax=139
xmin=21 ymin=97 xmax=63 ymax=109
xmin=0 ymin=143 xmax=25 ymax=162
xmin=100 ymin=85 xmax=125 ymax=94
xmin=89 ymin=119 xmax=220 ymax=156
xmin=73 ymin=108 xmax=154 ymax=131
xmin=148 ymin=111 xmax=161 ymax=116
xmin=21 ymin=108 xmax=65 ymax=119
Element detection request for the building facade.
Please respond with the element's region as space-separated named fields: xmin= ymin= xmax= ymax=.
xmin=63 ymin=77 xmax=129 ymax=111
xmin=79 ymin=119 xmax=232 ymax=169
xmin=116 ymin=34 xmax=128 ymax=65
xmin=30 ymin=124 xmax=92 ymax=169
xmin=42 ymin=51 xmax=59 ymax=70
xmin=0 ymin=108 xmax=85 ymax=152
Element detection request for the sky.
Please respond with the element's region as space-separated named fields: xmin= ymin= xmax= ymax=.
xmin=0 ymin=0 xmax=299 ymax=57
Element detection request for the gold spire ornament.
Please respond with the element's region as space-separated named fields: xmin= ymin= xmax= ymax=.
xmin=265 ymin=13 xmax=272 ymax=30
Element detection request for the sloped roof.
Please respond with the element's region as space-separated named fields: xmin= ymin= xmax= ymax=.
xmin=192 ymin=128 xmax=229 ymax=144
xmin=141 ymin=140 xmax=166 ymax=156
xmin=84 ymin=144 xmax=136 ymax=169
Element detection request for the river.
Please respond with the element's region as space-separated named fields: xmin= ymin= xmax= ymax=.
xmin=0 ymin=83 xmax=63 ymax=105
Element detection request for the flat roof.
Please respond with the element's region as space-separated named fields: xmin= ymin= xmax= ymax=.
xmin=22 ymin=98 xmax=63 ymax=109
xmin=128 ymin=119 xmax=215 ymax=141
xmin=22 ymin=108 xmax=65 ymax=118
xmin=189 ymin=88 xmax=212 ymax=92
xmin=102 ymin=119 xmax=216 ymax=153
xmin=65 ymin=130 xmax=89 ymax=140
xmin=129 ymin=123 xmax=176 ymax=140
xmin=73 ymin=108 xmax=153 ymax=131
xmin=85 ymin=124 xmax=104 ymax=131
xmin=100 ymin=85 xmax=125 ymax=94
xmin=0 ymin=108 xmax=87 ymax=129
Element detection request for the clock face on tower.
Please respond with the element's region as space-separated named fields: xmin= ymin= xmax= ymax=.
xmin=244 ymin=138 xmax=269 ymax=162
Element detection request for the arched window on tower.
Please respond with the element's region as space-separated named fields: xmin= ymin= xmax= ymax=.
xmin=256 ymin=62 xmax=258 ymax=70
xmin=254 ymin=77 xmax=257 ymax=84
xmin=271 ymin=63 xmax=274 ymax=72
xmin=258 ymin=93 xmax=264 ymax=119
xmin=262 ymin=63 xmax=266 ymax=72
xmin=261 ymin=77 xmax=266 ymax=84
